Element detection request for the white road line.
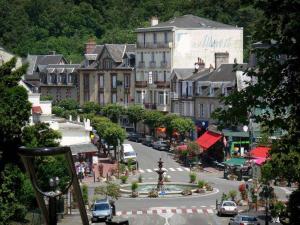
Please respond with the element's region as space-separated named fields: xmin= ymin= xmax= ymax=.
xmin=162 ymin=167 xmax=168 ymax=171
xmin=169 ymin=168 xmax=176 ymax=171
xmin=146 ymin=169 xmax=153 ymax=172
xmin=139 ymin=169 xmax=145 ymax=173
xmin=147 ymin=210 xmax=152 ymax=214
xmin=200 ymin=206 xmax=206 ymax=207
xmin=207 ymin=209 xmax=214 ymax=214
xmin=191 ymin=206 xmax=197 ymax=208
xmin=116 ymin=211 xmax=122 ymax=216
xmin=126 ymin=211 xmax=132 ymax=215
xmin=176 ymin=209 xmax=182 ymax=214
xmin=137 ymin=211 xmax=143 ymax=215
xmin=184 ymin=168 xmax=190 ymax=172
xmin=156 ymin=209 xmax=162 ymax=214
xmin=186 ymin=209 xmax=193 ymax=214
xmin=166 ymin=209 xmax=172 ymax=213
xmin=210 ymin=205 xmax=215 ymax=208
xmin=197 ymin=209 xmax=203 ymax=214
xmin=177 ymin=168 xmax=184 ymax=171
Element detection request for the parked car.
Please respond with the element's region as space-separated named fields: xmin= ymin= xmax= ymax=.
xmin=91 ymin=199 xmax=113 ymax=222
xmin=142 ymin=135 xmax=154 ymax=147
xmin=128 ymin=133 xmax=143 ymax=142
xmin=228 ymin=215 xmax=260 ymax=225
xmin=217 ymin=200 xmax=238 ymax=216
xmin=152 ymin=140 xmax=170 ymax=151
xmin=121 ymin=143 xmax=137 ymax=163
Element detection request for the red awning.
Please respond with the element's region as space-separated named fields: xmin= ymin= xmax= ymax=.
xmin=32 ymin=106 xmax=42 ymax=114
xmin=250 ymin=146 xmax=270 ymax=158
xmin=196 ymin=131 xmax=222 ymax=150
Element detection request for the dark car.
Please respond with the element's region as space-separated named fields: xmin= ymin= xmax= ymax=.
xmin=142 ymin=135 xmax=154 ymax=147
xmin=228 ymin=215 xmax=260 ymax=225
xmin=128 ymin=133 xmax=143 ymax=142
xmin=152 ymin=140 xmax=170 ymax=151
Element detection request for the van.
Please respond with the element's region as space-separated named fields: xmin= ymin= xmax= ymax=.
xmin=121 ymin=144 xmax=137 ymax=163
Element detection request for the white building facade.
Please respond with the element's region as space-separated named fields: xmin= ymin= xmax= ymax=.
xmin=135 ymin=15 xmax=243 ymax=112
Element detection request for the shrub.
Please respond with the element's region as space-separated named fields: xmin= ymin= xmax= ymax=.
xmin=52 ymin=106 xmax=64 ymax=117
xmin=197 ymin=180 xmax=205 ymax=189
xmin=221 ymin=192 xmax=228 ymax=201
xmin=119 ymin=164 xmax=126 ymax=175
xmin=131 ymin=181 xmax=139 ymax=192
xmin=228 ymin=190 xmax=238 ymax=201
xmin=138 ymin=174 xmax=143 ymax=183
xmin=148 ymin=189 xmax=158 ymax=198
xmin=206 ymin=184 xmax=213 ymax=191
xmin=181 ymin=188 xmax=192 ymax=196
xmin=94 ymin=183 xmax=121 ymax=200
xmin=189 ymin=172 xmax=197 ymax=183
xmin=120 ymin=175 xmax=128 ymax=184
xmin=81 ymin=184 xmax=88 ymax=205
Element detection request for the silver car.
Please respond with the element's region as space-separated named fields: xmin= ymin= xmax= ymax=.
xmin=229 ymin=215 xmax=260 ymax=225
xmin=217 ymin=200 xmax=238 ymax=216
xmin=91 ymin=199 xmax=113 ymax=222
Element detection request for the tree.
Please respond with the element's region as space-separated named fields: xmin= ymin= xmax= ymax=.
xmin=162 ymin=113 xmax=179 ymax=140
xmin=22 ymin=122 xmax=61 ymax=148
xmin=0 ymin=57 xmax=31 ymax=164
xmin=103 ymin=123 xmax=126 ymax=159
xmin=143 ymin=110 xmax=164 ymax=136
xmin=126 ymin=105 xmax=145 ymax=132
xmin=102 ymin=104 xmax=124 ymax=123
xmin=170 ymin=117 xmax=194 ymax=141
xmin=94 ymin=182 xmax=121 ymax=200
xmin=56 ymin=99 xmax=79 ymax=111
xmin=82 ymin=101 xmax=102 ymax=114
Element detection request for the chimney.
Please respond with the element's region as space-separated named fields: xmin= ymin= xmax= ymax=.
xmin=150 ymin=16 xmax=159 ymax=26
xmin=85 ymin=38 xmax=96 ymax=54
xmin=215 ymin=52 xmax=229 ymax=69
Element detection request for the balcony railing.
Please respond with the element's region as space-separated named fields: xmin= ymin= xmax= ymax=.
xmin=135 ymin=81 xmax=147 ymax=88
xmin=155 ymin=81 xmax=170 ymax=88
xmin=144 ymin=103 xmax=157 ymax=110
xmin=149 ymin=61 xmax=156 ymax=68
xmin=170 ymin=92 xmax=179 ymax=99
xmin=160 ymin=61 xmax=170 ymax=68
xmin=137 ymin=42 xmax=170 ymax=49
xmin=138 ymin=61 xmax=145 ymax=68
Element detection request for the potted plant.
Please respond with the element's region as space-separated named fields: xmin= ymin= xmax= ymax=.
xmin=189 ymin=172 xmax=197 ymax=183
xmin=148 ymin=189 xmax=159 ymax=198
xmin=138 ymin=174 xmax=143 ymax=183
xmin=181 ymin=188 xmax=192 ymax=196
xmin=131 ymin=181 xmax=139 ymax=198
xmin=205 ymin=184 xmax=213 ymax=191
xmin=120 ymin=175 xmax=128 ymax=184
xmin=228 ymin=190 xmax=238 ymax=201
xmin=196 ymin=180 xmax=206 ymax=193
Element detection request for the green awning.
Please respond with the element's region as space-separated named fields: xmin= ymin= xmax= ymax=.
xmin=224 ymin=158 xmax=246 ymax=166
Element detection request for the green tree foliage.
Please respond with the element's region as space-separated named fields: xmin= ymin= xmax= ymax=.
xmin=94 ymin=182 xmax=121 ymax=200
xmin=22 ymin=122 xmax=61 ymax=148
xmin=0 ymin=0 xmax=261 ymax=62
xmin=0 ymin=58 xmax=31 ymax=164
xmin=126 ymin=105 xmax=145 ymax=132
xmin=143 ymin=110 xmax=164 ymax=135
xmin=162 ymin=113 xmax=179 ymax=140
xmin=0 ymin=164 xmax=36 ymax=224
xmin=102 ymin=104 xmax=124 ymax=123
xmin=82 ymin=101 xmax=102 ymax=114
xmin=103 ymin=123 xmax=126 ymax=158
xmin=170 ymin=117 xmax=194 ymax=140
xmin=56 ymin=99 xmax=79 ymax=111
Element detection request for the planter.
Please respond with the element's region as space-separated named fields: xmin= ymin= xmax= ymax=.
xmin=196 ymin=188 xmax=206 ymax=193
xmin=131 ymin=191 xmax=139 ymax=198
xmin=181 ymin=189 xmax=192 ymax=196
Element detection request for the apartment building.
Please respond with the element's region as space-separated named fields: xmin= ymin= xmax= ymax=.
xmin=78 ymin=40 xmax=135 ymax=106
xmin=135 ymin=14 xmax=243 ymax=112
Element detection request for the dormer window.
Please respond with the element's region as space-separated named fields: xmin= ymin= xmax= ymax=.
xmin=209 ymin=86 xmax=214 ymax=96
xmin=103 ymin=58 xmax=112 ymax=69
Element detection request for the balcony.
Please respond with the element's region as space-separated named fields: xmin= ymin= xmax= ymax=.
xmin=160 ymin=61 xmax=170 ymax=68
xmin=149 ymin=61 xmax=156 ymax=68
xmin=135 ymin=81 xmax=147 ymax=88
xmin=138 ymin=61 xmax=145 ymax=68
xmin=144 ymin=103 xmax=157 ymax=110
xmin=156 ymin=104 xmax=170 ymax=112
xmin=170 ymin=92 xmax=179 ymax=99
xmin=137 ymin=42 xmax=170 ymax=49
xmin=155 ymin=81 xmax=170 ymax=88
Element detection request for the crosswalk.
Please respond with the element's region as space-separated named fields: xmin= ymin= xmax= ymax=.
xmin=138 ymin=167 xmax=190 ymax=174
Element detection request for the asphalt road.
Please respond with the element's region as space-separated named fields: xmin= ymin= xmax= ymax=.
xmin=88 ymin=140 xmax=287 ymax=225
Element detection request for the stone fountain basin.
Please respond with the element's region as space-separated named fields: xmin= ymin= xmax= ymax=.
xmin=120 ymin=182 xmax=198 ymax=196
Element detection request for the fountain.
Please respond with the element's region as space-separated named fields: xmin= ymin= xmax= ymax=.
xmin=156 ymin=158 xmax=165 ymax=192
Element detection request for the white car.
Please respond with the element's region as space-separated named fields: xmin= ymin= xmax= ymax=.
xmin=217 ymin=200 xmax=238 ymax=216
xmin=121 ymin=144 xmax=137 ymax=163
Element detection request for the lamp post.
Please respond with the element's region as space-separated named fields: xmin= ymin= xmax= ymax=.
xmin=18 ymin=146 xmax=89 ymax=225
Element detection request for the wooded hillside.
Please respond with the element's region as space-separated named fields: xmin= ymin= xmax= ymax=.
xmin=0 ymin=0 xmax=262 ymax=62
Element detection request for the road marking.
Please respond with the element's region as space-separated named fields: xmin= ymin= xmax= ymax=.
xmin=147 ymin=210 xmax=152 ymax=214
xmin=186 ymin=209 xmax=193 ymax=214
xmin=176 ymin=208 xmax=182 ymax=214
xmin=137 ymin=210 xmax=143 ymax=215
xmin=169 ymin=168 xmax=175 ymax=171
xmin=116 ymin=211 xmax=122 ymax=216
xmin=207 ymin=209 xmax=214 ymax=214
xmin=139 ymin=169 xmax=145 ymax=173
xmin=183 ymin=168 xmax=190 ymax=172
xmin=146 ymin=169 xmax=153 ymax=172
xmin=176 ymin=168 xmax=183 ymax=171
xmin=197 ymin=209 xmax=203 ymax=213
xmin=126 ymin=211 xmax=132 ymax=215
xmin=162 ymin=167 xmax=168 ymax=171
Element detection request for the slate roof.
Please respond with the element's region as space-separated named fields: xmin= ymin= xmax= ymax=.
xmin=171 ymin=68 xmax=195 ymax=80
xmin=197 ymin=64 xmax=247 ymax=82
xmin=137 ymin=14 xmax=237 ymax=32
xmin=26 ymin=54 xmax=67 ymax=75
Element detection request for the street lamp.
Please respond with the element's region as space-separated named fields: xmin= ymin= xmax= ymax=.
xmin=18 ymin=146 xmax=89 ymax=225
